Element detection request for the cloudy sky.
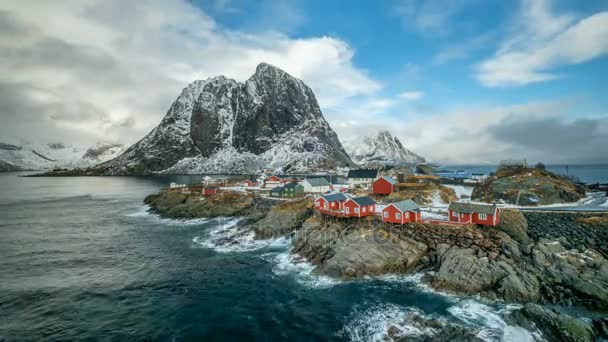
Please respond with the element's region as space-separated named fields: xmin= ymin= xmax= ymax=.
xmin=1 ymin=0 xmax=607 ymax=164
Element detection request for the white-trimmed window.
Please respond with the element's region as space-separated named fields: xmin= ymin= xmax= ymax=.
xmin=362 ymin=207 xmax=366 ymax=213
xmin=383 ymin=212 xmax=388 ymax=218
xmin=354 ymin=207 xmax=360 ymax=213
xmin=324 ymin=202 xmax=328 ymax=209
xmin=396 ymin=213 xmax=401 ymax=219
xmin=405 ymin=212 xmax=409 ymax=219
xmin=316 ymin=201 xmax=320 ymax=207
xmin=346 ymin=207 xmax=350 ymax=213
xmin=452 ymin=211 xmax=458 ymax=217
xmin=479 ymin=213 xmax=487 ymax=220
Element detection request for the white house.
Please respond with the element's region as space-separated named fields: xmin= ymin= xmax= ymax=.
xmin=347 ymin=169 xmax=379 ymax=188
xmin=301 ymin=177 xmax=331 ymax=193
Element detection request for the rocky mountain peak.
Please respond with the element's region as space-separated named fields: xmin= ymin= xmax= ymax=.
xmin=93 ymin=63 xmax=354 ymax=175
xmin=343 ymin=130 xmax=425 ymax=167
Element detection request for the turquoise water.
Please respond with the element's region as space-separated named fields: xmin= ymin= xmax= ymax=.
xmin=0 ymin=173 xmax=538 ymax=341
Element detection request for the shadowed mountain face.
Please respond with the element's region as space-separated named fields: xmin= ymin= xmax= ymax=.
xmin=95 ymin=63 xmax=354 ymax=175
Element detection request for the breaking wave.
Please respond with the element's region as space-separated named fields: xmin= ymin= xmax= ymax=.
xmin=342 ymin=304 xmax=441 ymax=342
xmin=270 ymin=251 xmax=342 ymax=289
xmin=192 ymin=218 xmax=290 ymax=253
xmin=448 ymin=299 xmax=542 ymax=341
xmin=342 ymin=300 xmax=542 ymax=342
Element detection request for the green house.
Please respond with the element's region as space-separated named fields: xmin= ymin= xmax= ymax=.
xmin=283 ymin=182 xmax=304 ymax=197
xmin=270 ymin=186 xmax=285 ymax=197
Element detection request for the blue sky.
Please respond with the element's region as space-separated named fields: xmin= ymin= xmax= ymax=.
xmin=2 ymin=0 xmax=607 ymax=163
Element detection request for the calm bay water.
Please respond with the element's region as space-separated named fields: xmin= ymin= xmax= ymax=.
xmin=0 ymin=173 xmax=539 ymax=341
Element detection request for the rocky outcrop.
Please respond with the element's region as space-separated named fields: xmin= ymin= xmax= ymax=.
xmin=292 ymin=218 xmax=428 ymax=278
xmin=508 ymin=304 xmax=595 ymax=342
xmin=472 ymin=167 xmax=584 ymax=205
xmin=144 ymin=191 xmax=259 ymax=219
xmin=388 ymin=310 xmax=484 ymax=342
xmin=342 ymin=130 xmax=424 ymax=167
xmin=253 ymin=199 xmax=312 ymax=239
xmin=93 ymin=63 xmax=354 ymax=175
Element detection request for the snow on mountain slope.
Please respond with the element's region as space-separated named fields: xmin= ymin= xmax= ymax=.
xmin=0 ymin=141 xmax=125 ymax=171
xmin=342 ymin=130 xmax=425 ymax=166
xmin=94 ymin=62 xmax=355 ymax=175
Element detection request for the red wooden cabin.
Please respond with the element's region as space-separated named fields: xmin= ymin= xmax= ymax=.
xmin=372 ymin=176 xmax=398 ymax=195
xmin=343 ymin=196 xmax=376 ymax=217
xmin=203 ymin=186 xmax=221 ymax=196
xmin=315 ymin=193 xmax=349 ymax=212
xmin=242 ymin=180 xmax=257 ymax=187
xmin=448 ymin=202 xmax=500 ymax=226
xmin=382 ymin=200 xmax=421 ymax=224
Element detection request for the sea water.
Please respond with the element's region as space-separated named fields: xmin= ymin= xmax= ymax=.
xmin=0 ymin=172 xmax=544 ymax=341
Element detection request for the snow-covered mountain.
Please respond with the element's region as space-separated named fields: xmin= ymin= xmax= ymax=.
xmin=93 ymin=63 xmax=354 ymax=175
xmin=0 ymin=141 xmax=125 ymax=171
xmin=342 ymin=130 xmax=425 ymax=166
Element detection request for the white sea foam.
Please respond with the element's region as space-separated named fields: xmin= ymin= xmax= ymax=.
xmin=125 ymin=205 xmax=211 ymax=226
xmin=342 ymin=304 xmax=439 ymax=342
xmin=271 ymin=251 xmax=341 ymax=288
xmin=192 ymin=218 xmax=290 ymax=253
xmin=448 ymin=300 xmax=541 ymax=342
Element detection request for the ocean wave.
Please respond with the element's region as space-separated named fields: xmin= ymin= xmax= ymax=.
xmin=447 ymin=299 xmax=542 ymax=341
xmin=342 ymin=304 xmax=440 ymax=342
xmin=124 ymin=205 xmax=211 ymax=226
xmin=342 ymin=300 xmax=542 ymax=342
xmin=270 ymin=251 xmax=341 ymax=289
xmin=192 ymin=218 xmax=290 ymax=253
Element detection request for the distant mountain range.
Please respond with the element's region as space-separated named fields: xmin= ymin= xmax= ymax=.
xmin=342 ymin=130 xmax=425 ymax=167
xmin=5 ymin=63 xmax=426 ymax=174
xmin=0 ymin=142 xmax=125 ymax=171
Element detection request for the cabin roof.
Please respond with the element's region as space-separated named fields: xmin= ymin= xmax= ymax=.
xmin=270 ymin=186 xmax=284 ymax=192
xmin=321 ymin=193 xmax=348 ymax=202
xmin=284 ymin=182 xmax=301 ymax=188
xmin=347 ymin=169 xmax=379 ymax=179
xmin=380 ymin=176 xmax=398 ymax=185
xmin=349 ymin=196 xmax=376 ymax=206
xmin=448 ymin=202 xmax=497 ymax=215
xmin=388 ymin=199 xmax=420 ymax=212
xmin=304 ymin=177 xmax=330 ymax=186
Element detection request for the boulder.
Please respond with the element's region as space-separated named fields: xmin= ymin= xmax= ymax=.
xmin=509 ymin=304 xmax=594 ymax=342
xmin=253 ymin=205 xmax=311 ymax=239
xmin=495 ymin=209 xmax=531 ymax=244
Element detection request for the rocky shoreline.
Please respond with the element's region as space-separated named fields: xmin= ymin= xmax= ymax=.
xmin=144 ymin=189 xmax=608 ymax=340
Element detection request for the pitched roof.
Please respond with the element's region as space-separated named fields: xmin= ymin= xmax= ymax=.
xmin=350 ymin=196 xmax=376 ymax=206
xmin=389 ymin=200 xmax=420 ymax=212
xmin=206 ymin=186 xmax=219 ymax=190
xmin=332 ymin=176 xmax=349 ymax=184
xmin=284 ymin=182 xmax=301 ymax=188
xmin=304 ymin=177 xmax=330 ymax=187
xmin=321 ymin=193 xmax=348 ymax=202
xmin=379 ymin=176 xmax=397 ymax=185
xmin=448 ymin=202 xmax=498 ymax=215
xmin=270 ymin=186 xmax=284 ymax=192
xmin=347 ymin=169 xmax=379 ymax=179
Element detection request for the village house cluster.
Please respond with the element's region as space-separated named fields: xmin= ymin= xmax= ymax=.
xmin=167 ymin=168 xmax=500 ymax=227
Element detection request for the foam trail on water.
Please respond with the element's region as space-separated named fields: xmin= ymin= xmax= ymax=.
xmin=342 ymin=304 xmax=438 ymax=342
xmin=124 ymin=204 xmax=210 ymax=226
xmin=193 ymin=218 xmax=290 ymax=253
xmin=448 ymin=299 xmax=542 ymax=341
xmin=271 ymin=251 xmax=341 ymax=289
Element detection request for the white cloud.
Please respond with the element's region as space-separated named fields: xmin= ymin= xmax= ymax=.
xmin=398 ymin=91 xmax=424 ymax=101
xmin=476 ymin=0 xmax=608 ymax=87
xmin=0 ymin=0 xmax=380 ymax=144
xmin=393 ymin=0 xmax=476 ymax=35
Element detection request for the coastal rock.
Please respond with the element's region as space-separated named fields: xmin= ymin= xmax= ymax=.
xmin=472 ymin=167 xmax=584 ymax=205
xmin=495 ymin=209 xmax=531 ymax=244
xmin=253 ymin=200 xmax=312 ymax=239
xmin=292 ymin=218 xmax=428 ymax=278
xmin=387 ymin=311 xmax=483 ymax=342
xmin=532 ymin=240 xmax=608 ymax=308
xmin=509 ymin=304 xmax=594 ymax=342
xmin=144 ymin=190 xmax=255 ymax=219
